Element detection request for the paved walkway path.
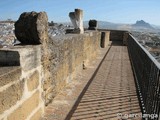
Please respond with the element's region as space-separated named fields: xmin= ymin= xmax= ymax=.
xmin=68 ymin=42 xmax=141 ymax=120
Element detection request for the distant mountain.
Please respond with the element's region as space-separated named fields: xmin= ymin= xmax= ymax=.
xmin=97 ymin=20 xmax=159 ymax=32
xmin=132 ymin=20 xmax=154 ymax=29
xmin=83 ymin=21 xmax=119 ymax=30
xmin=60 ymin=20 xmax=160 ymax=32
xmin=61 ymin=21 xmax=121 ymax=30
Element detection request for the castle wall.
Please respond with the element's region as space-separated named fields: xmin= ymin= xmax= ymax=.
xmin=0 ymin=46 xmax=43 ymax=120
xmin=42 ymin=31 xmax=101 ymax=105
xmin=0 ymin=11 xmax=115 ymax=120
xmin=110 ymin=30 xmax=125 ymax=41
xmin=0 ymin=31 xmax=101 ymax=120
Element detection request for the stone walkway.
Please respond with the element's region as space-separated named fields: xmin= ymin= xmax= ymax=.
xmin=42 ymin=41 xmax=142 ymax=120
xmin=68 ymin=42 xmax=141 ymax=120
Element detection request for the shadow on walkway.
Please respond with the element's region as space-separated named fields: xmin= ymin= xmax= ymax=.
xmin=66 ymin=41 xmax=142 ymax=120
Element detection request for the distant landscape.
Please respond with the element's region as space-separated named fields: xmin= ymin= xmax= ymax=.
xmin=83 ymin=20 xmax=160 ymax=32
xmin=1 ymin=19 xmax=160 ymax=62
xmin=83 ymin=20 xmax=160 ymax=62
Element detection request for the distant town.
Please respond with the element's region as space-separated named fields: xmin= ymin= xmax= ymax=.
xmin=0 ymin=19 xmax=160 ymax=62
xmin=131 ymin=31 xmax=160 ymax=62
xmin=0 ymin=20 xmax=68 ymax=47
xmin=0 ymin=20 xmax=15 ymax=47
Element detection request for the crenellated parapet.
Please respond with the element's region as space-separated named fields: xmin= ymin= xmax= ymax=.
xmin=0 ymin=10 xmax=109 ymax=120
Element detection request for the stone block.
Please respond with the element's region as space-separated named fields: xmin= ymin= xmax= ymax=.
xmin=100 ymin=31 xmax=110 ymax=48
xmin=8 ymin=91 xmax=39 ymax=120
xmin=19 ymin=46 xmax=41 ymax=72
xmin=27 ymin=70 xmax=39 ymax=91
xmin=0 ymin=80 xmax=24 ymax=113
xmin=45 ymin=86 xmax=56 ymax=106
xmin=15 ymin=11 xmax=48 ymax=44
xmin=88 ymin=19 xmax=98 ymax=30
xmin=68 ymin=9 xmax=84 ymax=34
xmin=30 ymin=108 xmax=42 ymax=120
xmin=41 ymin=32 xmax=101 ymax=106
xmin=0 ymin=67 xmax=21 ymax=87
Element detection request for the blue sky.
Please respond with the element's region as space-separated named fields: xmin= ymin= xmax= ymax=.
xmin=0 ymin=0 xmax=160 ymax=25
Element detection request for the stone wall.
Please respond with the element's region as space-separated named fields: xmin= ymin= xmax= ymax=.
xmin=0 ymin=28 xmax=125 ymax=119
xmin=99 ymin=29 xmax=128 ymax=45
xmin=110 ymin=30 xmax=126 ymax=41
xmin=43 ymin=31 xmax=101 ymax=105
xmin=100 ymin=31 xmax=110 ymax=48
xmin=0 ymin=46 xmax=43 ymax=120
xmin=0 ymin=11 xmax=112 ymax=120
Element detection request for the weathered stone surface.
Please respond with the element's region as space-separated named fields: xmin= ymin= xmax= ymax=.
xmin=68 ymin=9 xmax=84 ymax=34
xmin=41 ymin=44 xmax=109 ymax=120
xmin=30 ymin=108 xmax=42 ymax=120
xmin=100 ymin=31 xmax=110 ymax=48
xmin=27 ymin=70 xmax=39 ymax=91
xmin=45 ymin=87 xmax=56 ymax=106
xmin=8 ymin=91 xmax=39 ymax=120
xmin=0 ymin=80 xmax=24 ymax=113
xmin=19 ymin=45 xmax=41 ymax=72
xmin=0 ymin=67 xmax=21 ymax=87
xmin=88 ymin=19 xmax=98 ymax=30
xmin=69 ymin=12 xmax=78 ymax=29
xmin=15 ymin=11 xmax=48 ymax=44
xmin=42 ymin=32 xmax=100 ymax=106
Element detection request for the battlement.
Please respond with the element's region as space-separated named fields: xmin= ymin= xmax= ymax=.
xmin=1 ymin=26 xmax=122 ymax=119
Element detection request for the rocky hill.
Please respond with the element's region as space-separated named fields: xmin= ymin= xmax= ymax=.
xmin=132 ymin=20 xmax=154 ymax=29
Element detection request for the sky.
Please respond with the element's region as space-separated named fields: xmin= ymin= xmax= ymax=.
xmin=0 ymin=0 xmax=160 ymax=25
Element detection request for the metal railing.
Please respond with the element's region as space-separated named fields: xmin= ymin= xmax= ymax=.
xmin=128 ymin=34 xmax=160 ymax=120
